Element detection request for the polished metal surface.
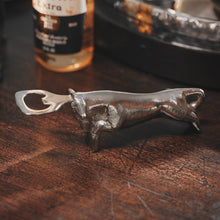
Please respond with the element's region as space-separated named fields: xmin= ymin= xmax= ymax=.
xmin=103 ymin=0 xmax=220 ymax=52
xmin=15 ymin=89 xmax=72 ymax=115
xmin=15 ymin=88 xmax=205 ymax=151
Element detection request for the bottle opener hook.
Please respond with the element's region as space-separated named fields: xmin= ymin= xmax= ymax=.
xmin=15 ymin=89 xmax=72 ymax=115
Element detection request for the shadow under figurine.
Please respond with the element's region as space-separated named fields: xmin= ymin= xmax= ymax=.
xmin=15 ymin=88 xmax=205 ymax=152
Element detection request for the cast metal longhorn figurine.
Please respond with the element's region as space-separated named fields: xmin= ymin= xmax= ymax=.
xmin=15 ymin=88 xmax=205 ymax=152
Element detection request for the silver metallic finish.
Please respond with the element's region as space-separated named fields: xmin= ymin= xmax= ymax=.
xmin=112 ymin=0 xmax=220 ymax=52
xmin=15 ymin=90 xmax=72 ymax=115
xmin=15 ymin=88 xmax=205 ymax=151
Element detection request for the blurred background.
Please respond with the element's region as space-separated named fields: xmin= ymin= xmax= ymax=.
xmin=1 ymin=0 xmax=220 ymax=88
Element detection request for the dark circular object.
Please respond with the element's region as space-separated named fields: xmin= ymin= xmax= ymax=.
xmin=95 ymin=0 xmax=220 ymax=90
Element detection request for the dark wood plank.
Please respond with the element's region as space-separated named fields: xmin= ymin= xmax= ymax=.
xmin=0 ymin=1 xmax=219 ymax=219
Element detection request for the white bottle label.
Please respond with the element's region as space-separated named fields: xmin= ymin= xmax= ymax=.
xmin=32 ymin=0 xmax=87 ymax=17
xmin=33 ymin=0 xmax=87 ymax=54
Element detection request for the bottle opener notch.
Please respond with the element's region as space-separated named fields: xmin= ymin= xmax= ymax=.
xmin=15 ymin=90 xmax=72 ymax=115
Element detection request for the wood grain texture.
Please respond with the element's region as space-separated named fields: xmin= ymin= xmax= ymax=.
xmin=0 ymin=1 xmax=219 ymax=219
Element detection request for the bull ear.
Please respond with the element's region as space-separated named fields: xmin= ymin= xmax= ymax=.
xmin=68 ymin=88 xmax=76 ymax=95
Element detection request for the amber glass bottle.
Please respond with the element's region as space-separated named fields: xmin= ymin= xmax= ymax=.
xmin=32 ymin=0 xmax=94 ymax=72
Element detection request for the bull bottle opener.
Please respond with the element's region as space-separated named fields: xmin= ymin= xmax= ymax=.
xmin=15 ymin=88 xmax=205 ymax=152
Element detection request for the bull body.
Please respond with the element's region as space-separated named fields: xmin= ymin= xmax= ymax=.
xmin=69 ymin=88 xmax=204 ymax=151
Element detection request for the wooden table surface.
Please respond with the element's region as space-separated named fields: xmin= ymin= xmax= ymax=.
xmin=0 ymin=1 xmax=220 ymax=220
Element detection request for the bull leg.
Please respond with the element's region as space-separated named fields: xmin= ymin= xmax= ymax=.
xmin=189 ymin=112 xmax=200 ymax=131
xmin=160 ymin=104 xmax=181 ymax=121
xmin=160 ymin=104 xmax=201 ymax=131
xmin=89 ymin=120 xmax=112 ymax=152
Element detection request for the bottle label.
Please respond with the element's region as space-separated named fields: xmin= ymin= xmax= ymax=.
xmin=32 ymin=0 xmax=87 ymax=54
